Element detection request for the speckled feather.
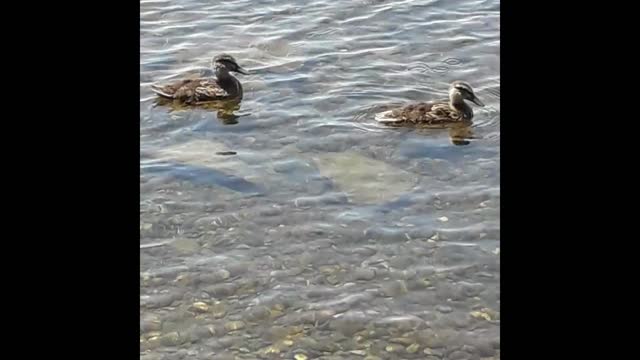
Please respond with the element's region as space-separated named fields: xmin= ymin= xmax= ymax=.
xmin=375 ymin=101 xmax=464 ymax=126
xmin=151 ymin=78 xmax=233 ymax=104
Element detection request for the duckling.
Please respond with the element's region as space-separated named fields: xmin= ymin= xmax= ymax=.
xmin=375 ymin=81 xmax=484 ymax=126
xmin=151 ymin=54 xmax=249 ymax=104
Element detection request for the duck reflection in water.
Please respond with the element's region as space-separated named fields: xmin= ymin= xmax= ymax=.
xmin=408 ymin=122 xmax=478 ymax=146
xmin=153 ymin=97 xmax=244 ymax=125
xmin=448 ymin=123 xmax=476 ymax=146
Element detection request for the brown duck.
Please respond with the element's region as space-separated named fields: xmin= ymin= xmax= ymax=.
xmin=151 ymin=54 xmax=249 ymax=104
xmin=375 ymin=81 xmax=485 ymax=126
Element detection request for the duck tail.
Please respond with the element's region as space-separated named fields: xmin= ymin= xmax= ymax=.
xmin=150 ymin=84 xmax=174 ymax=98
xmin=374 ymin=110 xmax=402 ymax=124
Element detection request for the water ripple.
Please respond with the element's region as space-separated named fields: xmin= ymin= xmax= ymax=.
xmin=141 ymin=0 xmax=499 ymax=356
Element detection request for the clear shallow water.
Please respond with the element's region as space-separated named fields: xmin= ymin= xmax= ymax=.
xmin=141 ymin=0 xmax=499 ymax=359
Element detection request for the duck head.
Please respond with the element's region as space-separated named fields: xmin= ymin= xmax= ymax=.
xmin=212 ymin=54 xmax=250 ymax=75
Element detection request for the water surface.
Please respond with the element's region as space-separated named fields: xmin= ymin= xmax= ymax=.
xmin=141 ymin=0 xmax=500 ymax=359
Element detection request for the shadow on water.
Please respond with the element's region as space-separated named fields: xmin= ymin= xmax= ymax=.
xmin=142 ymin=161 xmax=265 ymax=195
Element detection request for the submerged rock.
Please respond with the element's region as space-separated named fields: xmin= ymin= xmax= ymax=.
xmin=313 ymin=151 xmax=417 ymax=203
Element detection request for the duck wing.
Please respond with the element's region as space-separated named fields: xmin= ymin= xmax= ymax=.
xmin=375 ymin=100 xmax=462 ymax=126
xmin=151 ymin=78 xmax=230 ymax=103
xmin=151 ymin=79 xmax=192 ymax=98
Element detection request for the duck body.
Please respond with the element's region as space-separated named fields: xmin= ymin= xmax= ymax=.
xmin=375 ymin=81 xmax=484 ymax=127
xmin=151 ymin=77 xmax=243 ymax=104
xmin=151 ymin=54 xmax=248 ymax=104
xmin=376 ymin=101 xmax=465 ymax=126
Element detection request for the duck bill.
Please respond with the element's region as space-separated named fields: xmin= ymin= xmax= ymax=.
xmin=235 ymin=66 xmax=250 ymax=75
xmin=471 ymin=96 xmax=485 ymax=107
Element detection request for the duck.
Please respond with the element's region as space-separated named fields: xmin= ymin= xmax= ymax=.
xmin=151 ymin=54 xmax=249 ymax=104
xmin=374 ymin=81 xmax=485 ymax=127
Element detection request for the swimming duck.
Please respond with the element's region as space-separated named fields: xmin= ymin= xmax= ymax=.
xmin=375 ymin=81 xmax=485 ymax=126
xmin=151 ymin=54 xmax=249 ymax=104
